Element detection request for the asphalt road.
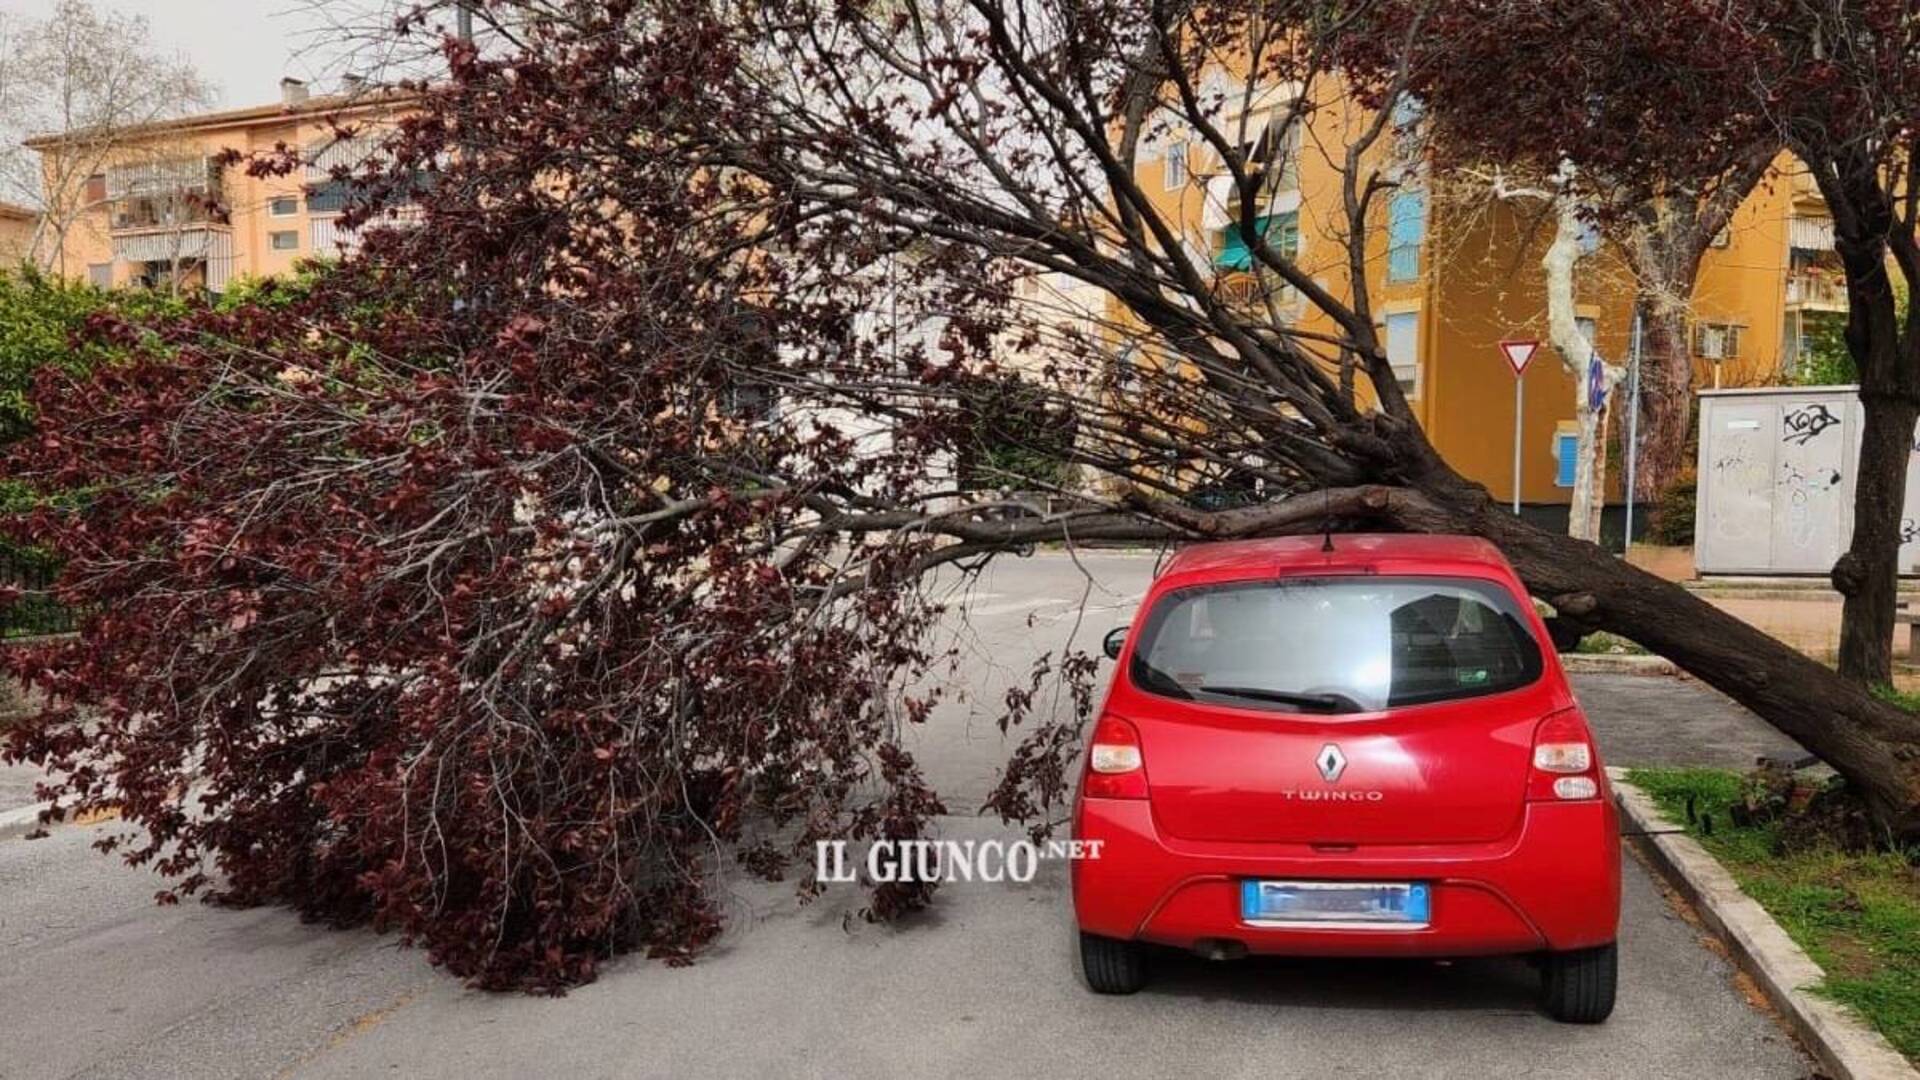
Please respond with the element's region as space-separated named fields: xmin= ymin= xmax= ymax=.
xmin=0 ymin=550 xmax=1814 ymax=1079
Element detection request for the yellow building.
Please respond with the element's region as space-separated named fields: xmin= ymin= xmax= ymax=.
xmin=1693 ymin=162 xmax=1846 ymax=387
xmin=26 ymin=79 xmax=413 ymax=294
xmin=1124 ymin=76 xmax=1837 ymax=514
xmin=0 ymin=201 xmax=38 ymax=266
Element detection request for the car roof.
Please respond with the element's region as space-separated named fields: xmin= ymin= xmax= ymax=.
xmin=1157 ymin=533 xmax=1516 ymax=585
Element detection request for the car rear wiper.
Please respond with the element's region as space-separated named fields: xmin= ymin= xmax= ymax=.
xmin=1197 ymin=686 xmax=1362 ymax=713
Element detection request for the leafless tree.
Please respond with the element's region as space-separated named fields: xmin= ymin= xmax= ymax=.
xmin=0 ymin=0 xmax=213 ymax=276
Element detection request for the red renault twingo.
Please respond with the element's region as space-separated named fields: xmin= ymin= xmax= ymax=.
xmin=1073 ymin=534 xmax=1620 ymax=1022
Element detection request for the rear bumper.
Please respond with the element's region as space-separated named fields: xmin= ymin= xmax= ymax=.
xmin=1071 ymin=796 xmax=1619 ymax=957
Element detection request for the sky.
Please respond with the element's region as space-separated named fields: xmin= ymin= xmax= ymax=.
xmin=0 ymin=0 xmax=435 ymax=109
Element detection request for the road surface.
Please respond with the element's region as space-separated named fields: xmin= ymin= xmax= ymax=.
xmin=0 ymin=550 xmax=1812 ymax=1079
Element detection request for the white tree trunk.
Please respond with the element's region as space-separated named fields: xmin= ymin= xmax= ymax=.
xmin=1541 ymin=170 xmax=1624 ymax=544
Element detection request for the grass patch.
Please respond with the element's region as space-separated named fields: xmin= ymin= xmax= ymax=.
xmin=1627 ymin=767 xmax=1920 ymax=1063
xmin=1872 ymin=684 xmax=1920 ymax=713
xmin=1570 ymin=631 xmax=1649 ymax=656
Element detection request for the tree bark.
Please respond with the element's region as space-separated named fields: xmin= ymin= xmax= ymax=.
xmin=1632 ymin=299 xmax=1694 ymax=502
xmin=1541 ymin=177 xmax=1622 ymax=543
xmin=1823 ymin=158 xmax=1918 ymax=688
xmin=1473 ymin=496 xmax=1920 ymax=840
xmin=1833 ymin=392 xmax=1919 ymax=684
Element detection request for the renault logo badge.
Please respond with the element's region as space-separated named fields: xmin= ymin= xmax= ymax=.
xmin=1315 ymin=744 xmax=1347 ymax=783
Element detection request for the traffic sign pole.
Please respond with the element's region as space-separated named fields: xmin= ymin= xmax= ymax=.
xmin=1624 ymin=313 xmax=1643 ymax=555
xmin=1512 ymin=375 xmax=1524 ymax=515
xmin=1498 ymin=340 xmax=1540 ymax=517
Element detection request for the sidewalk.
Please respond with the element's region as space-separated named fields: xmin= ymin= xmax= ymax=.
xmin=1698 ymin=593 xmax=1846 ymax=658
xmin=1572 ymin=673 xmax=1805 ymax=768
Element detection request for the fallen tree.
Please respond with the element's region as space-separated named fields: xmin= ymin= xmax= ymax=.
xmin=3 ymin=0 xmax=1917 ymax=993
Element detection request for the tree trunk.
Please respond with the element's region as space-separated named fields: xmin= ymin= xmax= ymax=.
xmin=1824 ymin=169 xmax=1918 ymax=688
xmin=1336 ymin=473 xmax=1920 ymax=841
xmin=1833 ymin=392 xmax=1919 ymax=684
xmin=1632 ymin=300 xmax=1694 ymax=503
xmin=1479 ymin=501 xmax=1920 ymax=840
xmin=1541 ymin=182 xmax=1620 ymax=544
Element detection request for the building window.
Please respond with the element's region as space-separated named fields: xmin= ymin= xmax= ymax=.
xmin=269 ymin=196 xmax=298 ymax=217
xmin=1554 ymin=432 xmax=1580 ymax=487
xmin=1215 ymin=209 xmax=1300 ymax=270
xmin=1240 ymin=112 xmax=1302 ymax=190
xmin=83 ymin=173 xmax=107 ymax=205
xmin=86 ymin=263 xmax=112 ymax=288
xmin=270 ymin=230 xmax=299 ymax=251
xmin=1384 ymin=311 xmax=1419 ymax=399
xmin=1163 ymin=141 xmax=1188 ymax=190
xmin=1387 ymin=190 xmax=1426 ymax=282
xmin=1694 ymin=322 xmax=1743 ymax=361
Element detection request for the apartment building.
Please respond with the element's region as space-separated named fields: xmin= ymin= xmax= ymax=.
xmin=26 ymin=78 xmax=413 ymax=294
xmin=1126 ymin=75 xmax=1841 ymax=513
xmin=1693 ymin=165 xmax=1847 ymax=384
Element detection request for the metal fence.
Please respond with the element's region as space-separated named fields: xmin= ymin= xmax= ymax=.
xmin=0 ymin=547 xmax=77 ymax=639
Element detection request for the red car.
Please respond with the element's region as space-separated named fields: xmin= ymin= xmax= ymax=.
xmin=1073 ymin=534 xmax=1620 ymax=1023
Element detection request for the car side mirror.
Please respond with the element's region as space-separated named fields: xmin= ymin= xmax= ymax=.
xmin=1103 ymin=626 xmax=1129 ymax=661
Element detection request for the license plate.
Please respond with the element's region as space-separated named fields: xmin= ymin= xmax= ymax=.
xmin=1240 ymin=880 xmax=1430 ymax=928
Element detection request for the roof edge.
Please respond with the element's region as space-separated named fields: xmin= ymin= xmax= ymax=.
xmin=24 ymin=87 xmax=422 ymax=151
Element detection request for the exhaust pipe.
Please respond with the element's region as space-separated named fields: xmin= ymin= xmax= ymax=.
xmin=1192 ymin=938 xmax=1249 ymax=961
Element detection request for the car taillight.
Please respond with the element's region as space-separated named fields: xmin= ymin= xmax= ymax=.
xmin=1529 ymin=708 xmax=1601 ymax=802
xmin=1084 ymin=715 xmax=1148 ymax=800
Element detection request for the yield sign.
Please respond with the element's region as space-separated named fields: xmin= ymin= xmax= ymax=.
xmin=1499 ymin=339 xmax=1540 ymax=377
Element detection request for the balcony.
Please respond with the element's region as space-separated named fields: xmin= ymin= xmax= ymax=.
xmin=1789 ymin=216 xmax=1834 ymax=253
xmin=1216 ymin=271 xmax=1297 ymax=311
xmin=109 ymin=197 xmax=220 ymax=233
xmin=1786 ymin=271 xmax=1848 ymax=311
xmin=1214 ymin=211 xmax=1299 ymax=271
xmin=1788 ymin=168 xmax=1827 ymax=210
xmin=105 ymin=157 xmax=223 ymax=234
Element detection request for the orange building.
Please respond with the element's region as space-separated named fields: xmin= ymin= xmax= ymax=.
xmin=1124 ymin=73 xmax=1838 ymax=516
xmin=1692 ymin=163 xmax=1847 ymax=387
xmin=26 ymin=79 xmax=413 ymax=294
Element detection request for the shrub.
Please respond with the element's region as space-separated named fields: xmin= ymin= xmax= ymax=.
xmin=0 ymin=268 xmax=188 ymax=447
xmin=1647 ymin=470 xmax=1697 ymax=546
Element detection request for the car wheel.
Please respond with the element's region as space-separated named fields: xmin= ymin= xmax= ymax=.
xmin=1079 ymin=932 xmax=1147 ymax=994
xmin=1540 ymin=943 xmax=1617 ymax=1023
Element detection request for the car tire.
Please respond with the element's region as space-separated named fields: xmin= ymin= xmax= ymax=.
xmin=1540 ymin=943 xmax=1617 ymax=1023
xmin=1080 ymin=932 xmax=1147 ymax=994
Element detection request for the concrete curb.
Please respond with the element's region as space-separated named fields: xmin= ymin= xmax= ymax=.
xmin=1562 ymin=653 xmax=1678 ymax=676
xmin=1611 ymin=770 xmax=1916 ymax=1080
xmin=0 ymin=799 xmax=51 ymax=840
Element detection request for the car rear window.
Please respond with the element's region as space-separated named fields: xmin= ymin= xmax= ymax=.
xmin=1129 ymin=575 xmax=1543 ymax=713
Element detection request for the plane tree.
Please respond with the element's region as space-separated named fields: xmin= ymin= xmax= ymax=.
xmin=5 ymin=0 xmax=1920 ymax=991
xmin=1384 ymin=0 xmax=1920 ymax=683
xmin=1368 ymin=0 xmax=1782 ymax=510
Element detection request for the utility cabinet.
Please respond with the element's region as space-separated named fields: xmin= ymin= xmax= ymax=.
xmin=1694 ymin=386 xmax=1920 ymax=575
